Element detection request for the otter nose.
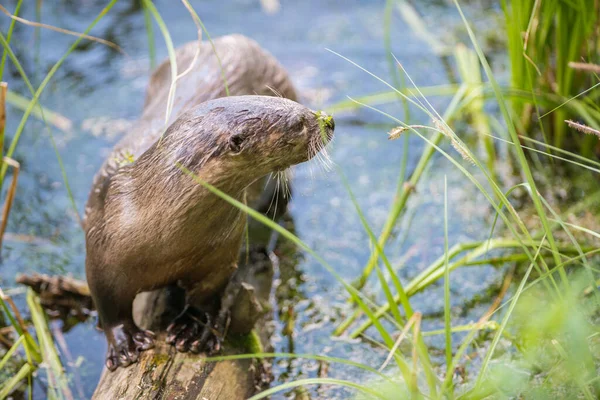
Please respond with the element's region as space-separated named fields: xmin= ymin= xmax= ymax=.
xmin=315 ymin=111 xmax=335 ymax=132
xmin=327 ymin=116 xmax=335 ymax=130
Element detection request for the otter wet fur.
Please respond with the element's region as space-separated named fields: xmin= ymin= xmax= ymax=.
xmin=84 ymin=35 xmax=334 ymax=371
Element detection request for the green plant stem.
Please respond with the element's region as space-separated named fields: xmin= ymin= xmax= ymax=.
xmin=341 ymin=172 xmax=438 ymax=395
xmin=0 ymin=363 xmax=34 ymax=399
xmin=339 ymin=94 xmax=564 ymax=335
xmin=142 ymin=1 xmax=156 ymax=70
xmin=443 ymin=176 xmax=452 ymax=381
xmin=206 ymin=352 xmax=396 ymax=384
xmin=0 ymin=334 xmax=25 ymax=371
xmin=455 ymin=0 xmax=566 ymax=284
xmin=350 ymin=84 xmax=469 ymax=294
xmin=5 ymin=90 xmax=72 ymax=132
xmin=474 ymin=235 xmax=545 ymax=387
xmin=141 ymin=0 xmax=178 ymax=127
xmin=247 ymin=378 xmax=389 ymax=400
xmin=0 ymin=0 xmax=23 ymax=81
xmin=384 ymin=0 xmax=409 ymax=121
xmin=0 ymin=32 xmax=82 ymax=225
xmin=177 ymin=163 xmax=416 ymax=383
xmin=27 ymin=290 xmax=71 ymax=399
xmin=348 ymin=238 xmax=580 ymax=339
xmin=181 ymin=1 xmax=230 ymax=96
xmin=0 ymin=0 xmax=119 ymax=183
xmin=328 ymin=84 xmax=459 ymax=114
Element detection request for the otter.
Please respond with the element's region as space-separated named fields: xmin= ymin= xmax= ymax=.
xmin=84 ymin=35 xmax=334 ymax=371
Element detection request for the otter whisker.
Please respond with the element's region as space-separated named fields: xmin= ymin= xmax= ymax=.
xmin=274 ymin=171 xmax=284 ymax=213
xmin=315 ymin=136 xmax=332 ymax=162
xmin=265 ymin=171 xmax=275 ymax=186
xmin=308 ymin=136 xmax=319 ymax=160
xmin=266 ymin=172 xmax=280 ymax=217
xmin=323 ymin=146 xmax=334 ymax=168
xmin=316 ymin=150 xmax=331 ymax=173
xmin=308 ymin=154 xmax=315 ymax=181
xmin=275 ymin=172 xmax=282 ymax=209
xmin=307 ymin=140 xmax=319 ymax=180
xmin=280 ymin=170 xmax=292 ymax=200
xmin=265 ymin=85 xmax=284 ymax=98
xmin=309 ymin=133 xmax=333 ymax=173
xmin=275 ymin=171 xmax=283 ymax=199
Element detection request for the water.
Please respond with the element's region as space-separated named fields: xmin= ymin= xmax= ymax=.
xmin=1 ymin=1 xmax=502 ymax=398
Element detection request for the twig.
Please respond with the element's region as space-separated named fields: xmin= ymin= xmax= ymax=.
xmin=378 ymin=312 xmax=422 ymax=372
xmin=0 ymin=82 xmax=6 ymax=161
xmin=2 ymin=232 xmax=55 ymax=246
xmin=565 ymin=120 xmax=600 ymax=138
xmin=0 ymin=326 xmax=16 ymax=335
xmin=0 ymin=329 xmax=12 ymax=348
xmin=0 ymin=288 xmax=30 ymax=335
xmin=568 ymin=62 xmax=600 ymax=74
xmin=16 ymin=274 xmax=90 ymax=297
xmin=0 ymin=156 xmax=19 ymax=252
xmin=16 ymin=273 xmax=93 ymax=319
xmin=479 ymin=265 xmax=515 ymax=324
xmin=410 ymin=312 xmax=422 ymax=394
xmin=6 ymin=89 xmax=72 ymax=132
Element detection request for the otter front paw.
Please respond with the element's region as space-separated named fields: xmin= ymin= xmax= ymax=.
xmin=166 ymin=305 xmax=223 ymax=354
xmin=105 ymin=325 xmax=155 ymax=371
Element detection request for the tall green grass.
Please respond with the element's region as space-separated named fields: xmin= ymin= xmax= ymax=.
xmin=1 ymin=0 xmax=599 ymax=399
xmin=0 ymin=289 xmax=72 ymax=399
xmin=196 ymin=1 xmax=600 ymax=398
xmin=502 ymin=0 xmax=600 ymax=151
xmin=0 ymin=2 xmax=120 ymax=397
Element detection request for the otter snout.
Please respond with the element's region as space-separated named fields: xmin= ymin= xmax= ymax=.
xmin=305 ymin=110 xmax=334 ymax=162
xmin=315 ymin=111 xmax=335 ymax=142
xmin=317 ymin=111 xmax=335 ymax=131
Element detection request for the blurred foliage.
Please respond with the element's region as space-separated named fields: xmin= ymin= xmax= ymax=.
xmin=503 ymin=0 xmax=600 ymax=152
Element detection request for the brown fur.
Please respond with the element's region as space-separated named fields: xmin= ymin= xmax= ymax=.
xmin=84 ymin=35 xmax=333 ymax=371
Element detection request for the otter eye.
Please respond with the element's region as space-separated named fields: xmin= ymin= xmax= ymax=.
xmin=229 ymin=134 xmax=245 ymax=154
xmin=292 ymin=118 xmax=305 ymax=132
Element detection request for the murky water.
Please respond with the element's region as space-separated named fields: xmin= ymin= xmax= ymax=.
xmin=1 ymin=1 xmax=503 ymax=398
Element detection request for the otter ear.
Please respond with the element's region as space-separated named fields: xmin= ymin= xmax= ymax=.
xmin=229 ymin=132 xmax=246 ymax=154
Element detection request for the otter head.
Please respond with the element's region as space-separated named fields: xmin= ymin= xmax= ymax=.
xmin=222 ymin=96 xmax=334 ymax=171
xmin=177 ymin=95 xmax=334 ymax=183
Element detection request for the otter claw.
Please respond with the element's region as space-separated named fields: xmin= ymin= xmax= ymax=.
xmin=104 ymin=325 xmax=155 ymax=371
xmin=166 ymin=306 xmax=222 ymax=354
xmin=190 ymin=332 xmax=221 ymax=354
xmin=134 ymin=331 xmax=155 ymax=350
xmin=106 ymin=348 xmax=118 ymax=371
xmin=119 ymin=351 xmax=134 ymax=366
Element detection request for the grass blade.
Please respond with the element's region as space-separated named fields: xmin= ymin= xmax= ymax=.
xmin=0 ymin=0 xmax=119 ymax=183
xmin=443 ymin=176 xmax=452 ymax=381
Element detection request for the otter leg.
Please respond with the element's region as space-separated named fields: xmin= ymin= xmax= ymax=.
xmin=91 ymin=280 xmax=155 ymax=371
xmin=191 ymin=278 xmax=242 ymax=354
xmin=165 ymin=303 xmax=216 ymax=353
xmin=166 ymin=264 xmax=239 ymax=353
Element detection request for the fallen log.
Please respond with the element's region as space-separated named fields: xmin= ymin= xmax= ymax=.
xmin=16 ymin=273 xmax=93 ymax=322
xmin=18 ymin=245 xmax=276 ymax=399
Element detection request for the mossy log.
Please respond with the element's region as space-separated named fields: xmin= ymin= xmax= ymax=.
xmin=92 ymin=334 xmax=263 ymax=399
xmin=91 ymin=245 xmax=275 ymax=399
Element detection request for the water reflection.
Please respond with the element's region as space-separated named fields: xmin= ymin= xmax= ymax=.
xmin=0 ymin=0 xmax=505 ymax=398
